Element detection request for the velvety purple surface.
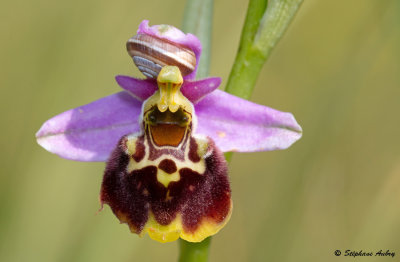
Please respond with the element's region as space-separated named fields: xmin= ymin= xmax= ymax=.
xmin=181 ymin=77 xmax=221 ymax=103
xmin=115 ymin=75 xmax=221 ymax=103
xmin=136 ymin=20 xmax=202 ymax=81
xmin=195 ymin=90 xmax=302 ymax=152
xmin=36 ymin=92 xmax=141 ymax=161
xmin=36 ymin=89 xmax=302 ymax=162
xmin=115 ymin=76 xmax=157 ymax=101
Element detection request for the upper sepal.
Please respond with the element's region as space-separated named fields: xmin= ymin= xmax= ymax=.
xmin=195 ymin=90 xmax=302 ymax=152
xmin=36 ymin=91 xmax=142 ymax=162
xmin=115 ymin=76 xmax=157 ymax=101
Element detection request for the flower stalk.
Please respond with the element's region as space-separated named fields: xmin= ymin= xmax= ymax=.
xmin=179 ymin=0 xmax=302 ymax=261
xmin=178 ymin=237 xmax=211 ymax=262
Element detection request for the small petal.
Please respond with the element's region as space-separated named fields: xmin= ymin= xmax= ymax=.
xmin=181 ymin=77 xmax=221 ymax=103
xmin=195 ymin=90 xmax=302 ymax=152
xmin=115 ymin=75 xmax=157 ymax=101
xmin=36 ymin=92 xmax=142 ymax=161
xmin=137 ymin=20 xmax=201 ymax=80
xmin=116 ymin=75 xmax=221 ymax=103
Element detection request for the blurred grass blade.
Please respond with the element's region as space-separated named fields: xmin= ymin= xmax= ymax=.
xmin=182 ymin=0 xmax=213 ymax=79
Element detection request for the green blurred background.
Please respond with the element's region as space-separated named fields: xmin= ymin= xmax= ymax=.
xmin=1 ymin=0 xmax=399 ymax=261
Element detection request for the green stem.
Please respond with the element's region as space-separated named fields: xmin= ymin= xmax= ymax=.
xmin=179 ymin=0 xmax=302 ymax=261
xmin=225 ymin=0 xmax=303 ymax=99
xmin=224 ymin=0 xmax=302 ymax=161
xmin=178 ymin=237 xmax=212 ymax=262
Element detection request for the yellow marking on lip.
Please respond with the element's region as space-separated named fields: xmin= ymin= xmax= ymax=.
xmin=140 ymin=200 xmax=233 ymax=243
xmin=157 ymin=169 xmax=180 ymax=188
xmin=124 ymin=136 xmax=209 ymax=176
xmin=180 ymin=200 xmax=233 ymax=243
xmin=144 ymin=213 xmax=182 ymax=243
xmin=165 ymin=190 xmax=173 ymax=201
xmin=125 ymin=136 xmax=137 ymax=156
xmin=196 ymin=138 xmax=209 ymax=158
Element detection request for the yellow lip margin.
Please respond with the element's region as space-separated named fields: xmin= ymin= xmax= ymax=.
xmin=138 ymin=200 xmax=233 ymax=243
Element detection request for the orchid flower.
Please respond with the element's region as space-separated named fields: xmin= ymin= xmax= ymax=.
xmin=36 ymin=20 xmax=302 ymax=243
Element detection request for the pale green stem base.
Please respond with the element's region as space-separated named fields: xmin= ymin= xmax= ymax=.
xmin=178 ymin=237 xmax=211 ymax=262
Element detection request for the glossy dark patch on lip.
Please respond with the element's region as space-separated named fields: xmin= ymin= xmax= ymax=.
xmin=150 ymin=124 xmax=186 ymax=147
xmin=100 ymin=136 xmax=231 ymax=236
xmin=145 ymin=127 xmax=187 ymax=161
xmin=147 ymin=107 xmax=190 ymax=147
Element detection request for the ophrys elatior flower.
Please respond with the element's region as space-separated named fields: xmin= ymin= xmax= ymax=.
xmin=36 ymin=20 xmax=302 ymax=243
